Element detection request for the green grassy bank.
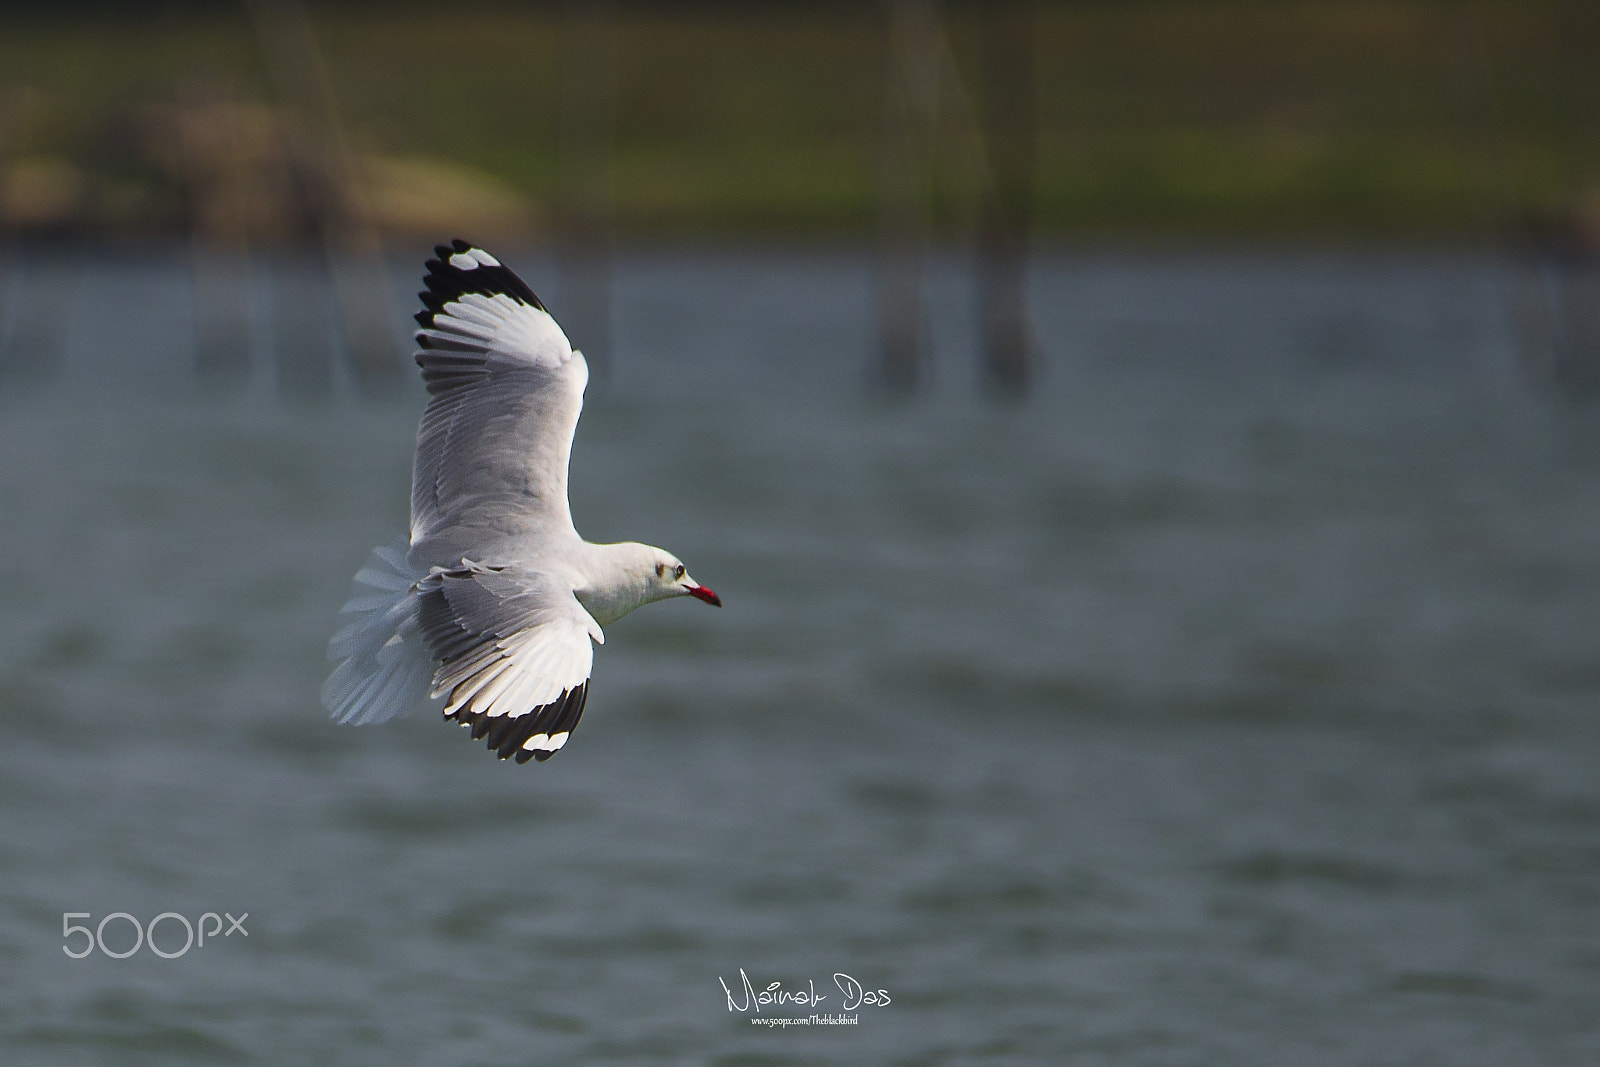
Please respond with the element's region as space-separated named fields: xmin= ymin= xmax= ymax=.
xmin=0 ymin=1 xmax=1595 ymax=242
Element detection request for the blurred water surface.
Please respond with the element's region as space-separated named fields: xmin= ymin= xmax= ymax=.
xmin=0 ymin=247 xmax=1598 ymax=1065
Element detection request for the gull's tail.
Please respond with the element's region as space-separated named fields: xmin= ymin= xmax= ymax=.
xmin=322 ymin=537 xmax=435 ymax=726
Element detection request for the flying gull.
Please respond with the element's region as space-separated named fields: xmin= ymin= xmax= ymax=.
xmin=322 ymin=240 xmax=721 ymax=763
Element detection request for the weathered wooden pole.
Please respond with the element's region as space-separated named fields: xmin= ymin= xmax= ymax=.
xmin=249 ymin=0 xmax=398 ymax=396
xmin=558 ymin=0 xmax=617 ymax=384
xmin=0 ymin=240 xmax=72 ymax=387
xmin=975 ymin=1 xmax=1038 ymax=394
xmin=878 ymin=0 xmax=940 ymax=391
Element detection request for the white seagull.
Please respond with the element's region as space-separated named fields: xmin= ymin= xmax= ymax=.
xmin=322 ymin=240 xmax=721 ymax=763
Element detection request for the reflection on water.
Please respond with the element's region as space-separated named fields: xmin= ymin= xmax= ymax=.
xmin=0 ymin=248 xmax=1597 ymax=1064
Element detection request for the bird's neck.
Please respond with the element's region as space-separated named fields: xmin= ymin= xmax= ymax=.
xmin=573 ymin=541 xmax=660 ymax=627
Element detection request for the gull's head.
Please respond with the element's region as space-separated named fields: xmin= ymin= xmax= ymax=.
xmin=582 ymin=542 xmax=722 ymax=625
xmin=651 ymin=551 xmax=722 ymax=608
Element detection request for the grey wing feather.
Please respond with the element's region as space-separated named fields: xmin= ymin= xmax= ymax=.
xmin=416 ymin=561 xmax=602 ymax=762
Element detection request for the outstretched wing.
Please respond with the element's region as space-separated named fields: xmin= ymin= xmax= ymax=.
xmin=416 ymin=560 xmax=604 ymax=763
xmin=410 ymin=240 xmax=588 ymax=552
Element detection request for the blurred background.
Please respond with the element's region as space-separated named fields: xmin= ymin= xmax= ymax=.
xmin=2 ymin=2 xmax=1599 ymax=1064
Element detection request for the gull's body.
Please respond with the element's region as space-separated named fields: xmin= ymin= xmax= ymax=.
xmin=323 ymin=241 xmax=719 ymax=763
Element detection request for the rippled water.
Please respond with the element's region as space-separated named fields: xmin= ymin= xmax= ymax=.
xmin=1 ymin=247 xmax=1598 ymax=1064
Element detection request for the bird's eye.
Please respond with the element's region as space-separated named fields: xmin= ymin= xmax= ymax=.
xmin=673 ymin=564 xmax=685 ymax=580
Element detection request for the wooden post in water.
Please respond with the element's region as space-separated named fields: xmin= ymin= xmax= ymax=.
xmin=174 ymin=92 xmax=260 ymax=392
xmin=270 ymin=250 xmax=337 ymax=397
xmin=0 ymin=240 xmax=73 ymax=387
xmin=877 ymin=0 xmax=941 ymax=391
xmin=1452 ymin=0 xmax=1600 ymax=394
xmin=975 ymin=1 xmax=1037 ymax=394
xmin=1513 ymin=229 xmax=1600 ymax=394
xmin=0 ymin=93 xmax=73 ymax=387
xmin=191 ymin=242 xmax=254 ymax=392
xmin=249 ymin=0 xmax=398 ymax=396
xmin=557 ymin=0 xmax=617 ymax=384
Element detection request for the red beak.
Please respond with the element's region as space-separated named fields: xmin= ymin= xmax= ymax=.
xmin=688 ymin=583 xmax=722 ymax=607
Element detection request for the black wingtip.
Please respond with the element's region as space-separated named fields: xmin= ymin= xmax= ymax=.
xmin=414 ymin=240 xmax=547 ymax=331
xmin=442 ymin=682 xmax=589 ymax=766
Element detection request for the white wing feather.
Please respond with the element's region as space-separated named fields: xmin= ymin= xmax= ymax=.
xmin=415 ymin=560 xmax=602 ymax=763
xmin=409 ymin=244 xmax=588 ymax=559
